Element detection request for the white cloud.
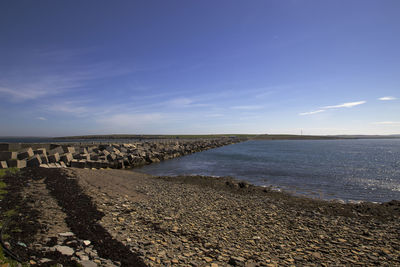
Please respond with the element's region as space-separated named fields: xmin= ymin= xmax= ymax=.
xmin=322 ymin=101 xmax=366 ymax=109
xmin=299 ymin=109 xmax=326 ymax=116
xmin=378 ymin=96 xmax=397 ymax=101
xmin=299 ymin=100 xmax=366 ymax=116
xmin=36 ymin=117 xmax=47 ymax=121
xmin=372 ymin=121 xmax=400 ymax=125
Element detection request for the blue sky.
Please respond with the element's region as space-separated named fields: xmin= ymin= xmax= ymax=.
xmin=0 ymin=0 xmax=399 ymax=136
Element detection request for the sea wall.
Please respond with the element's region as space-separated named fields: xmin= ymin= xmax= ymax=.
xmin=0 ymin=138 xmax=242 ymax=170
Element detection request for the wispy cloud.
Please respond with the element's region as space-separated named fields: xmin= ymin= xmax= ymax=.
xmin=372 ymin=121 xmax=400 ymax=125
xmin=299 ymin=100 xmax=366 ymax=116
xmin=378 ymin=96 xmax=397 ymax=101
xmin=231 ymin=105 xmax=264 ymax=110
xmin=299 ymin=109 xmax=326 ymax=116
xmin=97 ymin=113 xmax=164 ymax=131
xmin=36 ymin=117 xmax=47 ymax=121
xmin=322 ymin=101 xmax=366 ymax=109
xmin=0 ymin=48 xmax=132 ymax=102
xmin=45 ymin=100 xmax=90 ymax=117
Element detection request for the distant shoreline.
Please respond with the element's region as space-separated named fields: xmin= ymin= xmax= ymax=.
xmin=52 ymin=133 xmax=400 ymax=140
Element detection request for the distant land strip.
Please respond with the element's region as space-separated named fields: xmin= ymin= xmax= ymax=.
xmin=52 ymin=134 xmax=400 ymax=140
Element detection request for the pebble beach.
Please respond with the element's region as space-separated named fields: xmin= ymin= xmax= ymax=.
xmin=1 ymin=167 xmax=399 ymax=266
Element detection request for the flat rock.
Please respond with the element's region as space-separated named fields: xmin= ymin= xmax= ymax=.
xmin=55 ymin=245 xmax=74 ymax=256
xmin=58 ymin=232 xmax=75 ymax=237
xmin=80 ymin=260 xmax=98 ymax=267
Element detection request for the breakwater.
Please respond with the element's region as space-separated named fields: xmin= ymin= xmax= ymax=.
xmin=0 ymin=138 xmax=243 ymax=170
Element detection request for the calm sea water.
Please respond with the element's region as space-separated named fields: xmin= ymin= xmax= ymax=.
xmin=137 ymin=139 xmax=400 ymax=203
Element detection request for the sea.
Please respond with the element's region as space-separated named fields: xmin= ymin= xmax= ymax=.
xmin=137 ymin=139 xmax=400 ymax=203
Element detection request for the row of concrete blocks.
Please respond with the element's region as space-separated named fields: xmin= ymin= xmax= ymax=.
xmin=0 ymin=139 xmax=240 ymax=170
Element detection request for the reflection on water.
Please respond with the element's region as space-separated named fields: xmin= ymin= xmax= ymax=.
xmin=137 ymin=139 xmax=400 ymax=203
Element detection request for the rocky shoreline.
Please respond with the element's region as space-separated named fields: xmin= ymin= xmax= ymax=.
xmin=1 ymin=167 xmax=399 ymax=266
xmin=0 ymin=138 xmax=243 ymax=170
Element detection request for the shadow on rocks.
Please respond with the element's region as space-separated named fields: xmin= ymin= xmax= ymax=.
xmin=32 ymin=168 xmax=146 ymax=267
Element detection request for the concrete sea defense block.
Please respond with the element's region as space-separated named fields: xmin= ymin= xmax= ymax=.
xmin=0 ymin=151 xmax=17 ymax=161
xmin=89 ymin=153 xmax=99 ymax=161
xmin=0 ymin=143 xmax=10 ymax=151
xmin=17 ymin=147 xmax=34 ymax=160
xmin=41 ymin=155 xmax=49 ymax=164
xmin=6 ymin=159 xmax=27 ymax=168
xmin=62 ymin=146 xmax=75 ymax=154
xmin=48 ymin=163 xmax=57 ymax=168
xmin=48 ymin=153 xmax=60 ymax=163
xmin=48 ymin=146 xmax=64 ymax=155
xmin=0 ymin=161 xmax=7 ymax=169
xmin=27 ymin=155 xmax=42 ymax=167
xmin=70 ymin=159 xmax=87 ymax=168
xmin=60 ymin=153 xmax=73 ymax=164
xmin=76 ymin=147 xmax=88 ymax=154
xmin=34 ymin=148 xmax=47 ymax=155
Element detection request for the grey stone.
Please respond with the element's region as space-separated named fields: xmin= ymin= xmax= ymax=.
xmin=0 ymin=151 xmax=17 ymax=161
xmin=55 ymin=245 xmax=74 ymax=256
xmin=76 ymin=251 xmax=89 ymax=261
xmin=17 ymin=147 xmax=34 ymax=160
xmin=80 ymin=260 xmax=98 ymax=267
xmin=229 ymin=256 xmax=246 ymax=266
xmin=58 ymin=232 xmax=75 ymax=237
